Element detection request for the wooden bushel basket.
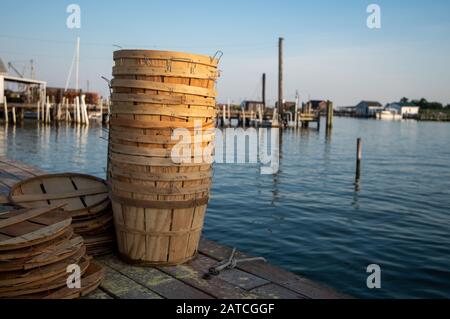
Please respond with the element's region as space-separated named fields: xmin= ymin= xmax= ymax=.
xmin=109 ymin=49 xmax=220 ymax=265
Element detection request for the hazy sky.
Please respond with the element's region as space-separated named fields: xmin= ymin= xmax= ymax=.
xmin=1 ymin=0 xmax=449 ymax=106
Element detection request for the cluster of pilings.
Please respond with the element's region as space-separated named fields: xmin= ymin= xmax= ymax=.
xmin=1 ymin=95 xmax=110 ymax=125
xmin=217 ymin=100 xmax=334 ymax=129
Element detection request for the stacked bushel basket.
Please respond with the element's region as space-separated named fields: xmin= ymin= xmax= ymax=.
xmin=109 ymin=50 xmax=220 ymax=265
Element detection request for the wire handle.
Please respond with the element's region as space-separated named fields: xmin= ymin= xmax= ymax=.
xmin=166 ymin=57 xmax=196 ymax=74
xmin=212 ymin=51 xmax=223 ymax=64
xmin=101 ymin=76 xmax=112 ymax=98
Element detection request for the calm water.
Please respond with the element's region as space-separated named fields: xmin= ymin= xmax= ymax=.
xmin=1 ymin=118 xmax=449 ymax=299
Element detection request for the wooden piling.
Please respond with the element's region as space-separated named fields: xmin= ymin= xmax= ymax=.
xmin=356 ymin=138 xmax=362 ymax=180
xmin=227 ymin=101 xmax=231 ymax=126
xmin=99 ymin=99 xmax=103 ymax=123
xmin=56 ymin=102 xmax=61 ymax=121
xmin=317 ymin=112 xmax=321 ymax=131
xmin=11 ymin=105 xmax=16 ymax=125
xmin=278 ymin=37 xmax=284 ymax=117
xmin=258 ymin=105 xmax=263 ymax=125
xmin=45 ymin=96 xmax=51 ymax=124
xmin=41 ymin=97 xmax=45 ymax=123
xmin=262 ymin=73 xmax=266 ymax=108
xmin=3 ymin=97 xmax=9 ymax=123
xmin=326 ymin=101 xmax=334 ymax=129
xmin=81 ymin=94 xmax=89 ymax=125
xmin=63 ymin=98 xmax=69 ymax=122
xmin=75 ymin=97 xmax=80 ymax=124
xmin=222 ymin=104 xmax=226 ymax=127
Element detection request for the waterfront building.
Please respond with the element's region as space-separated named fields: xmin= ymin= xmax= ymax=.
xmin=355 ymin=100 xmax=384 ymax=117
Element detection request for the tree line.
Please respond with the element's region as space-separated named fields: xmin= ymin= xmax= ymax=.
xmin=400 ymin=97 xmax=449 ymax=110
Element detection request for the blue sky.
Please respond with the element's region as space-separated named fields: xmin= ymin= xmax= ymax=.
xmin=1 ymin=0 xmax=449 ymax=106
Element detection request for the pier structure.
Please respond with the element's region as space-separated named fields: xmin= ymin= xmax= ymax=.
xmin=1 ymin=95 xmax=110 ymax=125
xmin=0 ymin=157 xmax=350 ymax=299
xmin=217 ymin=107 xmax=320 ymax=129
xmin=1 ymin=56 xmax=109 ymax=125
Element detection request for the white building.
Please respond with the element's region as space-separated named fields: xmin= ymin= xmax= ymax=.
xmin=0 ymin=58 xmax=46 ymax=105
xmin=386 ymin=103 xmax=420 ymax=117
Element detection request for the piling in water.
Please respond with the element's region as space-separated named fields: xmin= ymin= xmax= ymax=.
xmin=326 ymin=100 xmax=333 ymax=129
xmin=356 ymin=138 xmax=362 ymax=180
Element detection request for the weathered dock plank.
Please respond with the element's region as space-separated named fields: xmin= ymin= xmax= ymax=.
xmin=189 ymin=254 xmax=269 ymax=291
xmin=99 ymin=263 xmax=163 ymax=299
xmin=0 ymin=156 xmax=350 ymax=299
xmin=83 ymin=289 xmax=113 ymax=299
xmin=250 ymin=283 xmax=306 ymax=299
xmin=157 ymin=261 xmax=259 ymax=299
xmin=199 ymin=239 xmax=352 ymax=299
xmin=98 ymin=254 xmax=212 ymax=299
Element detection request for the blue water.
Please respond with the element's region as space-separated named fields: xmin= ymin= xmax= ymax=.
xmin=1 ymin=118 xmax=450 ymax=298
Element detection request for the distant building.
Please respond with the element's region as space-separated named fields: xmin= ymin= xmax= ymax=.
xmin=307 ymin=100 xmax=328 ymax=113
xmin=0 ymin=57 xmax=46 ymax=104
xmin=386 ymin=102 xmax=420 ymax=117
xmin=356 ymin=101 xmax=383 ymax=117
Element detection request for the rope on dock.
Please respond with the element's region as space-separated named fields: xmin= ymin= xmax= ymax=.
xmin=204 ymin=247 xmax=267 ymax=279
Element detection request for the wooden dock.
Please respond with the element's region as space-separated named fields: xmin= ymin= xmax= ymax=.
xmin=0 ymin=157 xmax=350 ymax=299
xmin=217 ymin=109 xmax=320 ymax=128
xmin=2 ymin=101 xmax=109 ymax=125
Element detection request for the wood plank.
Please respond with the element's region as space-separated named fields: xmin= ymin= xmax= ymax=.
xmin=15 ymin=178 xmax=48 ymax=208
xmin=250 ymin=283 xmax=306 ymax=299
xmin=191 ymin=254 xmax=269 ymax=291
xmin=0 ymin=205 xmax=64 ymax=229
xmin=0 ymin=245 xmax=85 ymax=286
xmin=42 ymin=262 xmax=104 ymax=299
xmin=40 ymin=177 xmax=84 ymax=210
xmin=83 ymin=289 xmax=113 ymax=299
xmin=70 ymin=176 xmax=109 ymax=207
xmin=0 ymin=163 xmax=35 ymax=180
xmin=0 ymin=228 xmax=73 ymax=261
xmin=0 ymin=257 xmax=90 ymax=297
xmin=198 ymin=239 xmax=350 ymax=299
xmin=97 ymin=262 xmax=162 ymax=299
xmin=11 ymin=186 xmax=108 ymax=203
xmin=0 ymin=158 xmax=43 ymax=177
xmin=98 ymin=254 xmax=212 ymax=299
xmin=0 ymin=220 xmax=43 ymax=238
xmin=157 ymin=261 xmax=260 ymax=299
xmin=0 ymin=219 xmax=71 ymax=249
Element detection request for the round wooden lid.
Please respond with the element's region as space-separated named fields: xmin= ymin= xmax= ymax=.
xmin=9 ymin=173 xmax=109 ymax=213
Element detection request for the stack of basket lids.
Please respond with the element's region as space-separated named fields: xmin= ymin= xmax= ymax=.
xmin=0 ymin=205 xmax=104 ymax=299
xmin=8 ymin=173 xmax=116 ymax=256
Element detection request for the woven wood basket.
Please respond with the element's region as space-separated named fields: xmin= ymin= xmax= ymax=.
xmin=109 ymin=49 xmax=220 ymax=265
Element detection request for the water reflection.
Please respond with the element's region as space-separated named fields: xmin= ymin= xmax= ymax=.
xmin=2 ymin=118 xmax=450 ymax=298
